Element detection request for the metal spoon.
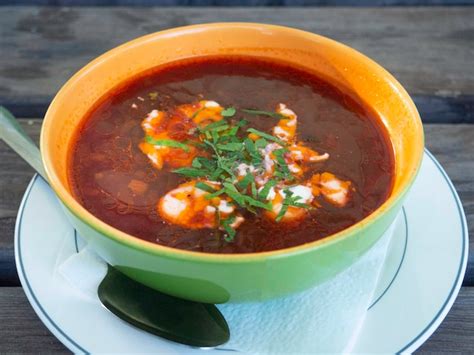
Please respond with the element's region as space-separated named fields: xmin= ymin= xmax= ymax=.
xmin=0 ymin=106 xmax=230 ymax=348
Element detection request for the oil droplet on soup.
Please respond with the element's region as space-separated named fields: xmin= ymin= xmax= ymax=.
xmin=69 ymin=56 xmax=395 ymax=254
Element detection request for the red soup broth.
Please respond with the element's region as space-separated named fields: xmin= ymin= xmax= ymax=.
xmin=68 ymin=56 xmax=395 ymax=254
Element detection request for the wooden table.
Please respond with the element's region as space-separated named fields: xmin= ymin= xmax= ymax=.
xmin=1 ymin=6 xmax=473 ymax=352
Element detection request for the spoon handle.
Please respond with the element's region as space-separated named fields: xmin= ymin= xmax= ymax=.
xmin=0 ymin=106 xmax=47 ymax=180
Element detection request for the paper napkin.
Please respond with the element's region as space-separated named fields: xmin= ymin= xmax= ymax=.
xmin=59 ymin=216 xmax=398 ymax=353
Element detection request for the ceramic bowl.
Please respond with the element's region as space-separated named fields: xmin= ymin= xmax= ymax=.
xmin=40 ymin=23 xmax=424 ymax=303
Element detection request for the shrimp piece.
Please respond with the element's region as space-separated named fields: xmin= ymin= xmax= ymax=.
xmin=139 ymin=100 xmax=224 ymax=170
xmin=289 ymin=145 xmax=329 ymax=164
xmin=158 ymin=181 xmax=244 ymax=230
xmin=141 ymin=109 xmax=165 ymax=134
xmin=287 ymin=144 xmax=330 ymax=177
xmin=273 ymin=103 xmax=298 ymax=143
xmin=311 ymin=172 xmax=352 ymax=207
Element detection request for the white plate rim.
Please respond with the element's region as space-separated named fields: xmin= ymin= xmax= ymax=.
xmin=14 ymin=149 xmax=468 ymax=354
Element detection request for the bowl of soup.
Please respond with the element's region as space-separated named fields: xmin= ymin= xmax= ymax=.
xmin=41 ymin=23 xmax=423 ymax=303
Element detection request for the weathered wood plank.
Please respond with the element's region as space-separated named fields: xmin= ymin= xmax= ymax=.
xmin=0 ymin=287 xmax=68 ymax=353
xmin=0 ymin=119 xmax=40 ymax=219
xmin=0 ymin=120 xmax=473 ymax=286
xmin=0 ymin=6 xmax=473 ymax=117
xmin=413 ymin=96 xmax=474 ymax=124
xmin=3 ymin=0 xmax=474 ymax=6
xmin=418 ymin=287 xmax=474 ymax=353
xmin=0 ymin=286 xmax=472 ymax=353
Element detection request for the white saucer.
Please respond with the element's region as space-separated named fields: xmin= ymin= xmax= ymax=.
xmin=14 ymin=150 xmax=468 ymax=353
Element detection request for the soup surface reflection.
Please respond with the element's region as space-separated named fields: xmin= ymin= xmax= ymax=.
xmin=69 ymin=56 xmax=395 ymax=253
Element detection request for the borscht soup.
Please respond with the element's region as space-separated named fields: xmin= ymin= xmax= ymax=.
xmin=68 ymin=56 xmax=395 ymax=254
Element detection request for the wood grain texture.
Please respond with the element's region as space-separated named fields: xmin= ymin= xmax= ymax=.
xmin=0 ymin=6 xmax=473 ymax=115
xmin=0 ymin=120 xmax=473 ymax=286
xmin=3 ymin=0 xmax=474 ymax=6
xmin=0 ymin=287 xmax=67 ymax=353
xmin=0 ymin=286 xmax=472 ymax=353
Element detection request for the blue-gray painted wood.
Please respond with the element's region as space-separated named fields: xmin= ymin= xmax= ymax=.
xmin=2 ymin=0 xmax=474 ymax=6
xmin=0 ymin=286 xmax=473 ymax=352
xmin=2 ymin=7 xmax=473 ymax=106
xmin=0 ymin=248 xmax=19 ymax=286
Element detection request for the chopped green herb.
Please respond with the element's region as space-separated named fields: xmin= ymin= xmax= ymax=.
xmin=251 ymin=181 xmax=258 ymax=198
xmin=221 ymin=215 xmax=237 ymax=242
xmin=158 ymin=104 xmax=312 ymax=242
xmin=210 ymin=168 xmax=224 ymax=181
xmin=236 ymin=119 xmax=249 ymax=127
xmin=244 ymin=137 xmax=257 ymax=155
xmin=222 ymin=183 xmax=246 ymax=207
xmin=226 ymin=119 xmax=248 ymax=136
xmin=244 ymin=138 xmax=263 ymax=165
xmin=242 ymin=109 xmax=285 ymax=119
xmin=203 ymin=141 xmax=222 ymax=163
xmin=191 ymin=108 xmax=205 ymax=119
xmin=243 ymin=195 xmax=273 ymax=211
xmin=258 ymin=179 xmax=277 ymax=200
xmin=200 ymin=120 xmax=228 ymax=132
xmin=247 ymin=128 xmax=286 ymax=146
xmin=195 ymin=182 xmax=217 ymax=193
xmin=291 ymin=202 xmax=311 ymax=209
xmin=183 ymin=140 xmax=206 ymax=149
xmin=213 ymin=124 xmax=231 ymax=134
xmin=191 ymin=158 xmax=202 ymax=168
xmin=254 ymin=138 xmax=269 ymax=150
xmin=275 ymin=189 xmax=310 ymax=222
xmin=211 ymin=129 xmax=219 ymax=144
xmin=145 ymin=136 xmax=190 ymax=152
xmin=272 ymin=148 xmax=294 ymax=182
xmin=173 ymin=167 xmax=208 ymax=178
xmin=275 ymin=204 xmax=289 ymax=222
xmin=237 ymin=172 xmax=255 ymax=190
xmin=205 ymin=188 xmax=226 ymax=200
xmin=273 ymin=148 xmax=291 ymax=176
xmin=216 ymin=142 xmax=243 ymax=152
xmin=221 ymin=107 xmax=236 ymax=117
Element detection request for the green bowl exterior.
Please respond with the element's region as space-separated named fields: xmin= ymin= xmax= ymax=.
xmin=59 ymin=182 xmax=408 ymax=304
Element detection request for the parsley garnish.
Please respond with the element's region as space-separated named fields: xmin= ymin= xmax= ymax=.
xmin=237 ymin=172 xmax=255 ymax=190
xmin=145 ymin=136 xmax=190 ymax=152
xmin=216 ymin=142 xmax=243 ymax=152
xmin=195 ymin=182 xmax=217 ymax=193
xmin=221 ymin=215 xmax=237 ymax=241
xmin=199 ymin=120 xmax=228 ymax=132
xmin=221 ymin=107 xmax=236 ymax=117
xmin=247 ymin=128 xmax=286 ymax=146
xmin=159 ymin=104 xmax=312 ymax=241
xmin=258 ymin=179 xmax=277 ymax=200
xmin=273 ymin=148 xmax=293 ymax=181
xmin=242 ymin=109 xmax=285 ymax=119
xmin=191 ymin=108 xmax=205 ymax=119
xmin=172 ymin=167 xmax=207 ymax=177
xmin=275 ymin=189 xmax=310 ymax=222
